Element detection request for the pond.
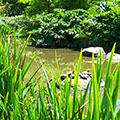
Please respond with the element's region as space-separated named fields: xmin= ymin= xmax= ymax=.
xmin=24 ymin=46 xmax=120 ymax=99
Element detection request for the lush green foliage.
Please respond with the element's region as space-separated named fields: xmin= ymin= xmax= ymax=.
xmin=0 ymin=0 xmax=92 ymax=16
xmin=0 ymin=32 xmax=41 ymax=118
xmin=1 ymin=0 xmax=18 ymax=4
xmin=0 ymin=9 xmax=90 ymax=49
xmin=57 ymin=0 xmax=90 ymax=10
xmin=22 ymin=0 xmax=91 ymax=15
xmin=0 ymin=17 xmax=13 ymax=34
xmin=31 ymin=9 xmax=89 ymax=48
xmin=0 ymin=32 xmax=120 ymax=119
xmin=0 ymin=15 xmax=40 ymax=37
xmin=30 ymin=1 xmax=120 ymax=52
xmin=88 ymin=1 xmax=120 ymax=53
xmin=21 ymin=0 xmax=115 ymax=15
xmin=25 ymin=0 xmax=57 ymax=15
xmin=0 ymin=0 xmax=120 ymax=119
xmin=0 ymin=2 xmax=27 ymax=16
xmin=0 ymin=1 xmax=120 ymax=52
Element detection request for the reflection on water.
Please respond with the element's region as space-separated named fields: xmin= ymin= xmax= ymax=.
xmin=25 ymin=46 xmax=120 ymax=99
xmin=115 ymin=99 xmax=120 ymax=116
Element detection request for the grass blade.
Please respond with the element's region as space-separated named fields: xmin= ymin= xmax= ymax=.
xmin=42 ymin=63 xmax=54 ymax=103
xmin=0 ymin=96 xmax=7 ymax=114
xmin=16 ymin=34 xmax=31 ymax=64
xmin=22 ymin=55 xmax=36 ymax=80
xmin=23 ymin=66 xmax=41 ymax=91
xmin=106 ymin=90 xmax=115 ymax=120
xmin=92 ymin=53 xmax=99 ymax=120
xmin=101 ymin=43 xmax=116 ymax=115
xmin=112 ymin=70 xmax=120 ymax=112
xmin=13 ymin=28 xmax=16 ymax=61
xmin=72 ymin=50 xmax=82 ymax=118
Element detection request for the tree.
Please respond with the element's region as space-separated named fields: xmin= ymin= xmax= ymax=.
xmin=1 ymin=0 xmax=18 ymax=4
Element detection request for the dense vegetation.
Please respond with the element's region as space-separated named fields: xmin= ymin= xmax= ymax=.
xmin=0 ymin=0 xmax=120 ymax=52
xmin=0 ymin=33 xmax=120 ymax=119
xmin=0 ymin=0 xmax=120 ymax=119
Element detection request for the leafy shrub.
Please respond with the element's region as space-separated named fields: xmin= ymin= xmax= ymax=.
xmin=1 ymin=1 xmax=120 ymax=53
xmin=25 ymin=0 xmax=56 ymax=15
xmin=0 ymin=2 xmax=11 ymax=16
xmin=0 ymin=2 xmax=28 ymax=16
xmin=24 ymin=0 xmax=92 ymax=16
xmin=0 ymin=17 xmax=13 ymax=34
xmin=88 ymin=1 xmax=120 ymax=53
xmin=57 ymin=0 xmax=90 ymax=10
xmin=30 ymin=9 xmax=90 ymax=49
xmin=0 ymin=15 xmax=40 ymax=37
xmin=30 ymin=1 xmax=120 ymax=52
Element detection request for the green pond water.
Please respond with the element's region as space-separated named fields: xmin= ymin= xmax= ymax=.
xmin=25 ymin=46 xmax=120 ymax=98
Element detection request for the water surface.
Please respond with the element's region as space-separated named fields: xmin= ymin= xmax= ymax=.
xmin=25 ymin=46 xmax=120 ymax=98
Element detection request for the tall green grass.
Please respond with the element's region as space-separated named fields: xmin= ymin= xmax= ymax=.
xmin=0 ymin=32 xmax=41 ymax=119
xmin=0 ymin=31 xmax=120 ymax=119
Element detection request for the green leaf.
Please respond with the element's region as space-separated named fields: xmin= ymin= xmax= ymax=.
xmin=23 ymin=66 xmax=41 ymax=92
xmin=88 ymin=8 xmax=98 ymax=16
xmin=106 ymin=90 xmax=114 ymax=120
xmin=112 ymin=70 xmax=120 ymax=112
xmin=115 ymin=109 xmax=120 ymax=119
xmin=0 ymin=98 xmax=7 ymax=113
xmin=92 ymin=53 xmax=100 ymax=120
xmin=73 ymin=32 xmax=86 ymax=39
xmin=16 ymin=34 xmax=31 ymax=64
xmin=101 ymin=43 xmax=116 ymax=114
xmin=22 ymin=55 xmax=36 ymax=80
xmin=13 ymin=28 xmax=16 ymax=61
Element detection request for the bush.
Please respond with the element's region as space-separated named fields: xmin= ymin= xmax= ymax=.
xmin=30 ymin=9 xmax=90 ymax=49
xmin=88 ymin=1 xmax=120 ymax=53
xmin=24 ymin=0 xmax=91 ymax=16
xmin=1 ymin=1 xmax=120 ymax=53
xmin=30 ymin=1 xmax=120 ymax=52
xmin=0 ymin=2 xmax=28 ymax=16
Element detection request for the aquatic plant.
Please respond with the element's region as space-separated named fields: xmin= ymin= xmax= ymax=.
xmin=0 ymin=31 xmax=120 ymax=119
xmin=0 ymin=32 xmax=41 ymax=119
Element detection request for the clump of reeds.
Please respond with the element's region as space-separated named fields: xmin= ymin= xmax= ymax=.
xmin=0 ymin=30 xmax=120 ymax=119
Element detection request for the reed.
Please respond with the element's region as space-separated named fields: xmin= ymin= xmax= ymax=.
xmin=0 ymin=31 xmax=120 ymax=119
